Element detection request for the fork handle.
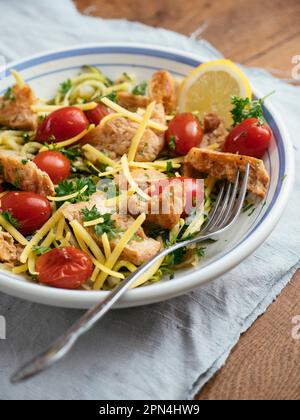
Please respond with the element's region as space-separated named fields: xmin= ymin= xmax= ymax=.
xmin=10 ymin=235 xmax=211 ymax=384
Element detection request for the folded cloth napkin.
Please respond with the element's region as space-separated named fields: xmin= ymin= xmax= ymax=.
xmin=0 ymin=0 xmax=299 ymax=400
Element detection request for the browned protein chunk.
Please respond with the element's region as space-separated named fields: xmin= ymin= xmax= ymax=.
xmin=0 ymin=85 xmax=38 ymax=131
xmin=62 ymin=192 xmax=161 ymax=266
xmin=116 ymin=92 xmax=150 ymax=111
xmin=201 ymin=112 xmax=229 ymax=150
xmin=115 ymin=168 xmax=167 ymax=191
xmin=185 ymin=148 xmax=270 ymax=198
xmin=0 ymin=230 xmax=18 ymax=263
xmin=82 ymin=103 xmax=166 ymax=162
xmin=0 ymin=151 xmax=55 ymax=197
xmin=126 ymin=169 xmax=184 ymax=229
xmin=148 ymin=70 xmax=177 ymax=114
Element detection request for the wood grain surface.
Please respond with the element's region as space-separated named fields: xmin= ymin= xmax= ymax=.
xmin=197 ymin=270 xmax=300 ymax=400
xmin=74 ymin=0 xmax=300 ymax=400
xmin=74 ymin=0 xmax=300 ymax=75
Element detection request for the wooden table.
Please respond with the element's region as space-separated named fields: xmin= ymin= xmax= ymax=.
xmin=75 ymin=0 xmax=300 ymax=400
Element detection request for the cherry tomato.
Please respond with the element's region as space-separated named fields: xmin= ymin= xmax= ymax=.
xmin=151 ymin=176 xmax=203 ymax=217
xmin=166 ymin=113 xmax=203 ymax=156
xmin=0 ymin=192 xmax=52 ymax=236
xmin=33 ymin=151 xmax=71 ymax=184
xmin=36 ymin=107 xmax=89 ymax=143
xmin=85 ymin=104 xmax=109 ymax=126
xmin=224 ymin=118 xmax=272 ymax=158
xmin=36 ymin=247 xmax=93 ymax=289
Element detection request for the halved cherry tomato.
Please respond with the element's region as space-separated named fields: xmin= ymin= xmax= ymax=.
xmin=0 ymin=192 xmax=52 ymax=236
xmin=36 ymin=247 xmax=93 ymax=289
xmin=33 ymin=151 xmax=71 ymax=184
xmin=224 ymin=118 xmax=272 ymax=158
xmin=36 ymin=107 xmax=89 ymax=143
xmin=85 ymin=104 xmax=109 ymax=126
xmin=151 ymin=176 xmax=203 ymax=217
xmin=166 ymin=113 xmax=203 ymax=156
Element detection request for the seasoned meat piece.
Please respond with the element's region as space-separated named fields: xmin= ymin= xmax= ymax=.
xmin=110 ymin=214 xmax=161 ymax=265
xmin=185 ymin=148 xmax=269 ymax=198
xmin=116 ymin=92 xmax=150 ymax=111
xmin=63 ymin=192 xmax=161 ymax=266
xmin=0 ymin=85 xmax=38 ymax=130
xmin=82 ymin=103 xmax=166 ymax=162
xmin=0 ymin=230 xmax=18 ymax=263
xmin=0 ymin=151 xmax=55 ymax=197
xmin=204 ymin=112 xmax=222 ymax=133
xmin=115 ymin=168 xmax=167 ymax=192
xmin=201 ymin=112 xmax=229 ymax=150
xmin=127 ymin=171 xmax=184 ymax=229
xmin=149 ymin=70 xmax=176 ymax=114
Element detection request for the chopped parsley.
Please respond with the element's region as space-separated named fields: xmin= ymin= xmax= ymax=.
xmin=2 ymin=211 xmax=20 ymax=229
xmin=132 ymin=81 xmax=147 ymax=96
xmin=60 ymin=146 xmax=82 ymax=162
xmin=81 ymin=206 xmax=121 ymax=239
xmin=22 ymin=133 xmax=30 ymax=142
xmin=59 ymin=79 xmax=72 ymax=95
xmin=21 ymin=159 xmax=28 ymax=165
xmin=32 ymin=245 xmax=50 ymax=256
xmin=231 ymin=91 xmax=275 ymax=126
xmin=13 ymin=168 xmax=20 ymax=188
xmin=101 ymin=91 xmax=118 ymax=103
xmin=81 ymin=205 xmax=101 ymax=222
xmin=196 ymin=247 xmax=206 ymax=258
xmin=55 ymin=177 xmax=96 ymax=205
xmin=166 ymin=161 xmax=177 ymax=178
xmin=3 ymin=87 xmax=16 ymax=102
xmin=169 ymin=135 xmax=176 ymax=151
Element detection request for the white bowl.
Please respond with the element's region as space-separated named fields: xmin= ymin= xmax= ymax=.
xmin=0 ymin=43 xmax=294 ymax=308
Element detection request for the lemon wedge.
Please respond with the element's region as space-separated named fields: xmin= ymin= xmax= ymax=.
xmin=178 ymin=59 xmax=252 ymax=128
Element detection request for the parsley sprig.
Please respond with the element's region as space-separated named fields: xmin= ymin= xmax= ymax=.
xmin=59 ymin=79 xmax=72 ymax=96
xmin=231 ymin=91 xmax=275 ymax=126
xmin=81 ymin=206 xmax=121 ymax=239
xmin=1 ymin=211 xmax=20 ymax=229
xmin=169 ymin=135 xmax=176 ymax=151
xmin=132 ymin=81 xmax=147 ymax=96
xmin=3 ymin=87 xmax=16 ymax=102
xmin=166 ymin=161 xmax=177 ymax=178
xmin=55 ymin=177 xmax=96 ymax=205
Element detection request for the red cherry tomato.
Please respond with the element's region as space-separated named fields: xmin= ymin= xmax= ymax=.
xmin=151 ymin=176 xmax=203 ymax=217
xmin=85 ymin=104 xmax=109 ymax=126
xmin=36 ymin=247 xmax=93 ymax=289
xmin=36 ymin=107 xmax=89 ymax=143
xmin=33 ymin=151 xmax=71 ymax=184
xmin=0 ymin=192 xmax=52 ymax=236
xmin=224 ymin=118 xmax=272 ymax=158
xmin=166 ymin=113 xmax=203 ymax=156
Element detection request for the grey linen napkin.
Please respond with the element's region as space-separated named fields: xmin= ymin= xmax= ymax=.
xmin=0 ymin=0 xmax=299 ymax=400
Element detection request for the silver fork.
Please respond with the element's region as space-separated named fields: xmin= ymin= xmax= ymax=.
xmin=11 ymin=163 xmax=250 ymax=384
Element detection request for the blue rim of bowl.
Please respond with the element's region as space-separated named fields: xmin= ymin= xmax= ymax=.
xmin=0 ymin=44 xmax=292 ymax=306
